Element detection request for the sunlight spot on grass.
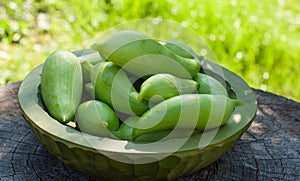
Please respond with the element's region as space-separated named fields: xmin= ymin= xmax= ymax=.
xmin=9 ymin=2 xmax=18 ymax=10
xmin=235 ymin=52 xmax=243 ymax=59
xmin=231 ymin=0 xmax=238 ymax=6
xmin=280 ymin=34 xmax=287 ymax=42
xmin=37 ymin=13 xmax=50 ymax=31
xmin=209 ymin=34 xmax=216 ymax=41
xmin=199 ymin=11 xmax=205 ymax=18
xmin=0 ymin=50 xmax=10 ymax=60
xmin=10 ymin=21 xmax=19 ymax=32
xmin=171 ymin=6 xmax=178 ymax=16
xmin=68 ymin=15 xmax=76 ymax=23
xmin=0 ymin=28 xmax=4 ymax=36
xmin=264 ymin=32 xmax=271 ymax=39
xmin=288 ymin=25 xmax=296 ymax=31
xmin=234 ymin=19 xmax=241 ymax=29
xmin=249 ymin=16 xmax=258 ymax=23
xmin=12 ymin=33 xmax=21 ymax=42
xmin=263 ymin=72 xmax=269 ymax=80
xmin=190 ymin=10 xmax=197 ymax=18
xmin=219 ymin=34 xmax=226 ymax=41
xmin=277 ymin=0 xmax=285 ymax=6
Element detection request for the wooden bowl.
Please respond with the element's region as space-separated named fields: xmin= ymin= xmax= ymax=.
xmin=18 ymin=58 xmax=257 ymax=180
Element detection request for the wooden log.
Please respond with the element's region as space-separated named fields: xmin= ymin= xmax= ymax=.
xmin=0 ymin=82 xmax=299 ymax=180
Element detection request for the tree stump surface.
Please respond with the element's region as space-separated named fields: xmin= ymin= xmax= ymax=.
xmin=0 ymin=82 xmax=299 ymax=180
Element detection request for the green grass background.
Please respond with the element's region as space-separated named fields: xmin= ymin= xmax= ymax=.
xmin=0 ymin=0 xmax=299 ymax=102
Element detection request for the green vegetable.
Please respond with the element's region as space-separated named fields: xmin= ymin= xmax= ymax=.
xmin=194 ymin=73 xmax=228 ymax=96
xmin=162 ymin=40 xmax=197 ymax=59
xmin=76 ymin=100 xmax=119 ymax=137
xmin=113 ymin=116 xmax=138 ymax=141
xmin=91 ymin=30 xmax=200 ymax=79
xmin=137 ymin=73 xmax=198 ymax=102
xmin=41 ymin=50 xmax=82 ymax=123
xmin=132 ymin=94 xmax=242 ymax=140
xmin=91 ymin=62 xmax=149 ymax=116
xmin=134 ymin=129 xmax=199 ymax=143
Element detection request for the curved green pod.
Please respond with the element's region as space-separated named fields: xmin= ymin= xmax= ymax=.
xmin=113 ymin=116 xmax=199 ymax=142
xmin=132 ymin=94 xmax=242 ymax=140
xmin=91 ymin=30 xmax=200 ymax=79
xmin=41 ymin=50 xmax=82 ymax=123
xmin=76 ymin=100 xmax=119 ymax=137
xmin=112 ymin=116 xmax=138 ymax=141
xmin=91 ymin=62 xmax=149 ymax=116
xmin=162 ymin=40 xmax=197 ymax=59
xmin=137 ymin=74 xmax=198 ymax=102
xmin=194 ymin=73 xmax=228 ymax=96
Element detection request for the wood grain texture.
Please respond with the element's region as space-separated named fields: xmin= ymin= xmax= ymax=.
xmin=0 ymin=82 xmax=299 ymax=180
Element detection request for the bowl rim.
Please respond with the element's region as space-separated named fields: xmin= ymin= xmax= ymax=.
xmin=18 ymin=58 xmax=257 ymax=155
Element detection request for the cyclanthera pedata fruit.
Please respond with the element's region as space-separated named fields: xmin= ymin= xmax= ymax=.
xmin=41 ymin=50 xmax=82 ymax=123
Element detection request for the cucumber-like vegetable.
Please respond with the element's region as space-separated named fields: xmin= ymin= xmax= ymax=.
xmin=113 ymin=116 xmax=138 ymax=141
xmin=194 ymin=73 xmax=228 ymax=96
xmin=137 ymin=73 xmax=198 ymax=102
xmin=91 ymin=30 xmax=200 ymax=79
xmin=91 ymin=62 xmax=149 ymax=116
xmin=162 ymin=40 xmax=197 ymax=59
xmin=132 ymin=94 xmax=242 ymax=140
xmin=113 ymin=116 xmax=199 ymax=142
xmin=41 ymin=50 xmax=82 ymax=123
xmin=76 ymin=100 xmax=119 ymax=137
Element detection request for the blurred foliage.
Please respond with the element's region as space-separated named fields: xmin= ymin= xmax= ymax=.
xmin=0 ymin=0 xmax=299 ymax=101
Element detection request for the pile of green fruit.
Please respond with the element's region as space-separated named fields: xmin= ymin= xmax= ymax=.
xmin=40 ymin=30 xmax=242 ymax=142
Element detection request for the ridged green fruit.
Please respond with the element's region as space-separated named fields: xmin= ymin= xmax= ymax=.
xmin=91 ymin=30 xmax=200 ymax=79
xmin=91 ymin=62 xmax=149 ymax=116
xmin=132 ymin=94 xmax=242 ymax=140
xmin=194 ymin=73 xmax=228 ymax=96
xmin=41 ymin=50 xmax=82 ymax=123
xmin=137 ymin=74 xmax=198 ymax=102
xmin=76 ymin=100 xmax=119 ymax=137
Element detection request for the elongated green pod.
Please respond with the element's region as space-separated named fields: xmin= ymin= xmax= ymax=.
xmin=113 ymin=116 xmax=138 ymax=141
xmin=85 ymin=82 xmax=95 ymax=98
xmin=76 ymin=100 xmax=119 ymax=137
xmin=79 ymin=50 xmax=104 ymax=83
xmin=134 ymin=129 xmax=199 ymax=143
xmin=91 ymin=30 xmax=200 ymax=78
xmin=162 ymin=40 xmax=197 ymax=59
xmin=41 ymin=50 xmax=82 ymax=123
xmin=137 ymin=74 xmax=198 ymax=102
xmin=132 ymin=94 xmax=242 ymax=140
xmin=91 ymin=62 xmax=149 ymax=116
xmin=113 ymin=116 xmax=199 ymax=142
xmin=194 ymin=73 xmax=228 ymax=96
